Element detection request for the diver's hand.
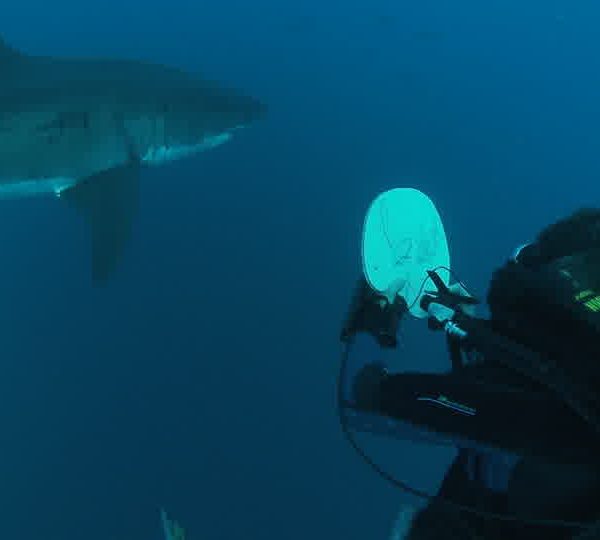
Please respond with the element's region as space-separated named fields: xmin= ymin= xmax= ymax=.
xmin=341 ymin=276 xmax=408 ymax=348
xmin=426 ymin=281 xmax=477 ymax=326
xmin=447 ymin=282 xmax=477 ymax=317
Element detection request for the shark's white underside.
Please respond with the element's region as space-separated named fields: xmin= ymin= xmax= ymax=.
xmin=140 ymin=132 xmax=232 ymax=164
xmin=0 ymin=176 xmax=76 ymax=198
xmin=0 ymin=132 xmax=233 ymax=199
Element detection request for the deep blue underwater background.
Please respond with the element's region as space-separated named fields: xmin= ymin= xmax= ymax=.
xmin=1 ymin=0 xmax=600 ymax=539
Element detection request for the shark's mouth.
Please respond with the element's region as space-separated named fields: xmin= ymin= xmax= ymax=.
xmin=141 ymin=133 xmax=233 ymax=165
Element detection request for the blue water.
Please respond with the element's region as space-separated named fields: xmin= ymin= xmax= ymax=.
xmin=1 ymin=1 xmax=600 ymax=538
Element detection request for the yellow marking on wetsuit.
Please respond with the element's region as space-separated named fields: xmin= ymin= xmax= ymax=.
xmin=573 ymin=289 xmax=600 ymax=312
xmin=584 ymin=296 xmax=600 ymax=312
xmin=575 ymin=289 xmax=595 ymax=301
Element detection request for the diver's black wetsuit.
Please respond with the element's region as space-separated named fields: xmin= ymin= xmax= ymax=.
xmin=385 ymin=366 xmax=600 ymax=531
xmin=351 ymin=356 xmax=600 ymax=536
xmin=343 ymin=277 xmax=600 ymax=532
xmin=343 ymin=275 xmax=600 ymax=463
xmin=417 ymin=452 xmax=599 ymax=540
xmin=375 ymin=362 xmax=600 ymax=463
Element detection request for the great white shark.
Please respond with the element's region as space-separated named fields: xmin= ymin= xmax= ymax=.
xmin=0 ymin=36 xmax=265 ymax=282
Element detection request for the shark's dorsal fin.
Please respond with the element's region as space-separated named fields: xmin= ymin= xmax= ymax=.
xmin=62 ymin=162 xmax=140 ymax=284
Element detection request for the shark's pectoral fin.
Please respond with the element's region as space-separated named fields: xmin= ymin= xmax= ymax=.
xmin=62 ymin=163 xmax=140 ymax=283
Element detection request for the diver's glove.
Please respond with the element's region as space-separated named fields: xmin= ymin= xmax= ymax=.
xmin=340 ymin=276 xmax=408 ymax=348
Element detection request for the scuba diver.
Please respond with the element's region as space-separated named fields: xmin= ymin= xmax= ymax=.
xmin=339 ymin=188 xmax=600 ymax=540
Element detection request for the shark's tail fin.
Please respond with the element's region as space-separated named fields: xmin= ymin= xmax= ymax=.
xmin=0 ymin=36 xmax=21 ymax=62
xmin=160 ymin=508 xmax=186 ymax=540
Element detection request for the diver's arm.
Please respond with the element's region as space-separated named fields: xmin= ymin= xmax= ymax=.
xmin=340 ymin=278 xmax=599 ymax=462
xmin=356 ymin=358 xmax=599 ymax=463
xmin=340 ymin=276 xmax=407 ymax=410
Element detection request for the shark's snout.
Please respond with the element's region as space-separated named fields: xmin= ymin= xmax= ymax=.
xmin=241 ymin=95 xmax=267 ymax=124
xmin=208 ymin=90 xmax=267 ymax=130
